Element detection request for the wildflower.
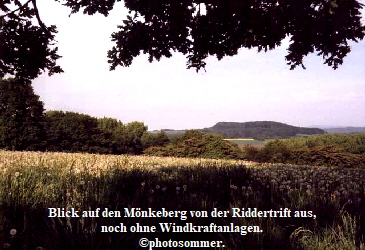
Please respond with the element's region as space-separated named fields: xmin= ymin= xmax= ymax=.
xmin=141 ymin=182 xmax=145 ymax=187
xmin=155 ymin=185 xmax=160 ymax=189
xmin=14 ymin=172 xmax=20 ymax=177
xmin=10 ymin=229 xmax=17 ymax=236
xmin=79 ymin=180 xmax=85 ymax=185
xmin=176 ymin=187 xmax=180 ymax=191
xmin=162 ymin=187 xmax=167 ymax=192
xmin=3 ymin=243 xmax=10 ymax=249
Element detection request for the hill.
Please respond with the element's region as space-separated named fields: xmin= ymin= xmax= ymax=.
xmin=323 ymin=127 xmax=365 ymax=134
xmin=201 ymin=121 xmax=325 ymax=139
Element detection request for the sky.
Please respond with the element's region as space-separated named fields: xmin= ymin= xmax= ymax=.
xmin=31 ymin=1 xmax=365 ymax=131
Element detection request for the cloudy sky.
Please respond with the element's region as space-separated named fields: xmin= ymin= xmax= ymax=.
xmin=32 ymin=1 xmax=365 ymax=131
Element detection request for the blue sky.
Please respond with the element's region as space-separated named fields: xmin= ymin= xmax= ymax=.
xmin=32 ymin=1 xmax=365 ymax=130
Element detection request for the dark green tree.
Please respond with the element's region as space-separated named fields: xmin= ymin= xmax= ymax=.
xmin=141 ymin=131 xmax=170 ymax=149
xmin=97 ymin=117 xmax=148 ymax=154
xmin=1 ymin=0 xmax=364 ymax=79
xmin=121 ymin=121 xmax=148 ymax=154
xmin=0 ymin=78 xmax=45 ymax=150
xmin=44 ymin=111 xmax=111 ymax=153
xmin=0 ymin=1 xmax=63 ymax=81
xmin=145 ymin=130 xmax=243 ymax=159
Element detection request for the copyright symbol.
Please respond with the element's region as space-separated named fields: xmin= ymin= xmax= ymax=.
xmin=139 ymin=238 xmax=149 ymax=248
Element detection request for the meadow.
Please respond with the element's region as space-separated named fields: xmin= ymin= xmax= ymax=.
xmin=0 ymin=150 xmax=364 ymax=249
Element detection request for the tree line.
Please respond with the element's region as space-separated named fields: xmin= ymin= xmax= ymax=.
xmin=2 ymin=78 xmax=363 ymax=166
xmin=244 ymin=133 xmax=365 ymax=168
xmin=0 ymin=78 xmax=168 ymax=154
xmin=0 ymin=78 xmax=241 ymax=159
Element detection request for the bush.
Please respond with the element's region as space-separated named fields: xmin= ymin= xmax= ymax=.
xmin=144 ymin=130 xmax=243 ymax=159
xmin=243 ymin=134 xmax=365 ymax=168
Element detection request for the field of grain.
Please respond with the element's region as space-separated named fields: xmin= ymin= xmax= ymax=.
xmin=0 ymin=151 xmax=364 ymax=249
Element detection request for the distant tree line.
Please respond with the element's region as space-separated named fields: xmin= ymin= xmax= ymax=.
xmin=3 ymin=78 xmax=362 ymax=166
xmin=44 ymin=111 xmax=154 ymax=154
xmin=243 ymin=133 xmax=365 ymax=168
xmin=0 ymin=78 xmax=241 ymax=159
xmin=0 ymin=78 xmax=169 ymax=154
xmin=0 ymin=105 xmax=171 ymax=155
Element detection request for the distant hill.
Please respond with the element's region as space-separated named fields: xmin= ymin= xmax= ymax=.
xmin=153 ymin=121 xmax=325 ymax=139
xmin=159 ymin=129 xmax=187 ymax=136
xmin=201 ymin=121 xmax=325 ymax=139
xmin=322 ymin=127 xmax=365 ymax=134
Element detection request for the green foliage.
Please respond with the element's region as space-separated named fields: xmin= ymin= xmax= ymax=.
xmin=0 ymin=2 xmax=63 ymax=81
xmin=145 ymin=130 xmax=243 ymax=159
xmin=282 ymin=133 xmax=365 ymax=154
xmin=141 ymin=131 xmax=170 ymax=149
xmin=44 ymin=111 xmax=107 ymax=153
xmin=105 ymin=0 xmax=365 ymax=71
xmin=2 ymin=0 xmax=364 ymax=79
xmin=0 ymin=78 xmax=45 ymax=150
xmin=44 ymin=111 xmax=148 ymax=154
xmin=292 ymin=213 xmax=360 ymax=250
xmin=244 ymin=133 xmax=365 ymax=168
xmin=119 ymin=121 xmax=148 ymax=154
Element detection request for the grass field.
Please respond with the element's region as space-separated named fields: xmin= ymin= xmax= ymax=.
xmin=0 ymin=151 xmax=364 ymax=249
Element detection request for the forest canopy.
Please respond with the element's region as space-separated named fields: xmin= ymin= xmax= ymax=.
xmin=1 ymin=0 xmax=364 ymax=80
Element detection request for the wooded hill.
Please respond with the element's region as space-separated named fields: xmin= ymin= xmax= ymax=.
xmin=201 ymin=121 xmax=325 ymax=139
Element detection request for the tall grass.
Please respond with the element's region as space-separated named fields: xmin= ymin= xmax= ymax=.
xmin=0 ymin=151 xmax=364 ymax=249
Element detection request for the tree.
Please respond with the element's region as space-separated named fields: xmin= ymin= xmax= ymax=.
xmin=44 ymin=111 xmax=106 ymax=153
xmin=97 ymin=118 xmax=148 ymax=154
xmin=121 ymin=121 xmax=148 ymax=154
xmin=0 ymin=1 xmax=63 ymax=81
xmin=144 ymin=130 xmax=243 ymax=159
xmin=1 ymin=0 xmax=364 ymax=79
xmin=141 ymin=131 xmax=169 ymax=149
xmin=0 ymin=78 xmax=46 ymax=150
